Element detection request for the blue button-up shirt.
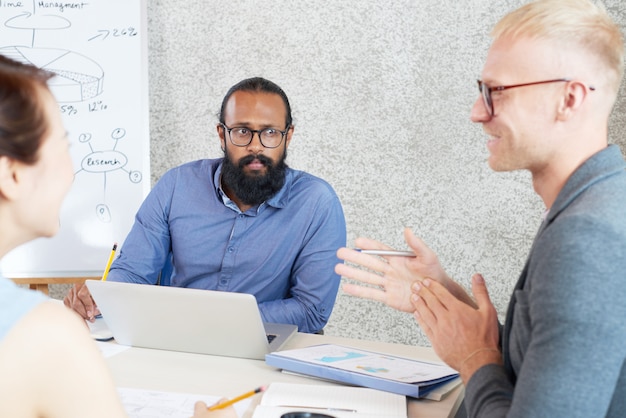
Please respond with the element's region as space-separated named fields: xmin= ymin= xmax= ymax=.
xmin=108 ymin=159 xmax=346 ymax=333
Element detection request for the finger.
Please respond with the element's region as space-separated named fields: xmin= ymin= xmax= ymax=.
xmin=193 ymin=400 xmax=208 ymax=414
xmin=335 ymin=263 xmax=385 ymax=287
xmin=412 ymin=298 xmax=435 ymax=338
xmin=413 ymin=310 xmax=427 ymax=334
xmin=341 ymin=282 xmax=387 ymax=304
xmin=63 ymin=287 xmax=74 ymax=308
xmin=354 ymin=236 xmax=394 ymax=252
xmin=403 ymin=228 xmax=431 ymax=256
xmin=336 ymin=247 xmax=390 ymax=274
xmin=206 ymin=397 xmax=230 ymax=412
xmin=337 ymin=247 xmax=413 ymax=280
xmin=411 ymin=290 xmax=439 ymax=326
xmin=471 ymin=274 xmax=493 ymax=310
xmin=413 ymin=278 xmax=458 ymax=310
xmin=76 ymin=284 xmax=97 ymax=321
xmin=66 ymin=285 xmax=90 ymax=319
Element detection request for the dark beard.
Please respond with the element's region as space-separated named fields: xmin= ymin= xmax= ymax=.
xmin=221 ymin=150 xmax=288 ymax=206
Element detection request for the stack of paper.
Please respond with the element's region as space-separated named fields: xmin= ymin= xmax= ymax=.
xmin=252 ymin=382 xmax=407 ymax=418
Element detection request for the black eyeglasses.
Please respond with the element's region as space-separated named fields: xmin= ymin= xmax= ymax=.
xmin=476 ymin=78 xmax=596 ymax=117
xmin=220 ymin=123 xmax=290 ymax=149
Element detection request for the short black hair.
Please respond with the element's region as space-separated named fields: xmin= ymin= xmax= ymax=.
xmin=218 ymin=77 xmax=292 ymax=127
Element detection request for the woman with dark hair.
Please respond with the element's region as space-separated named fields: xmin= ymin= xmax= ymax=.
xmin=0 ymin=55 xmax=235 ymax=418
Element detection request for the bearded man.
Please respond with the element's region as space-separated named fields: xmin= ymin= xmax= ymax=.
xmin=65 ymin=77 xmax=346 ymax=334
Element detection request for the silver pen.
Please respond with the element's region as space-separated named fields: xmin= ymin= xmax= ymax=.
xmin=355 ymin=249 xmax=416 ymax=257
xmin=277 ymin=405 xmax=357 ymax=413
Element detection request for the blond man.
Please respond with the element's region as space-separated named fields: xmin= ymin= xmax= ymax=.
xmin=337 ymin=1 xmax=626 ymax=416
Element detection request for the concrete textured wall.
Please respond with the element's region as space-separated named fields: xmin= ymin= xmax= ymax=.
xmin=53 ymin=0 xmax=626 ymax=347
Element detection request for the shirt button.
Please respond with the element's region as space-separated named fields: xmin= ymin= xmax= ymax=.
xmin=220 ymin=279 xmax=227 ymax=285
xmin=228 ymin=247 xmax=234 ymax=253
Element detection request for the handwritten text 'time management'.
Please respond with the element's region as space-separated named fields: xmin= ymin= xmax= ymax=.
xmin=1 ymin=2 xmax=88 ymax=11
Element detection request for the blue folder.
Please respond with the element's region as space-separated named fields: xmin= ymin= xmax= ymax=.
xmin=265 ymin=344 xmax=459 ymax=399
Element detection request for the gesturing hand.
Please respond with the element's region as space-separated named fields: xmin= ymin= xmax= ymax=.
xmin=336 ymin=228 xmax=451 ymax=313
xmin=411 ymin=274 xmax=502 ymax=383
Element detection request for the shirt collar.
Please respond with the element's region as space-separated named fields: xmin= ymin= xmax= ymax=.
xmin=544 ymin=144 xmax=625 ymax=224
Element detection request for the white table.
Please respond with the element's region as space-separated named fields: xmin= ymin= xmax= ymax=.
xmin=106 ymin=332 xmax=464 ymax=417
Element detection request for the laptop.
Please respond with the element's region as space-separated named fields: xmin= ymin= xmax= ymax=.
xmin=85 ymin=280 xmax=298 ymax=360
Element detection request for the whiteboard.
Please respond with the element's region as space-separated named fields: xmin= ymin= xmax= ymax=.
xmin=0 ymin=0 xmax=150 ymax=278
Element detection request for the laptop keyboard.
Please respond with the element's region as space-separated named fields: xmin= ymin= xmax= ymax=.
xmin=266 ymin=334 xmax=277 ymax=344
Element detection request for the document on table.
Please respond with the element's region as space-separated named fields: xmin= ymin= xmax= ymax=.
xmin=270 ymin=344 xmax=456 ymax=383
xmin=95 ymin=340 xmax=130 ymax=358
xmin=265 ymin=344 xmax=458 ymax=398
xmin=279 ymin=369 xmax=462 ymax=402
xmin=118 ymin=387 xmax=251 ymax=418
xmin=251 ymin=382 xmax=407 ymax=418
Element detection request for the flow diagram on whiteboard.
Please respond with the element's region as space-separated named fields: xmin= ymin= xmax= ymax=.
xmin=76 ymin=128 xmax=144 ymax=223
xmin=0 ymin=1 xmax=149 ymax=277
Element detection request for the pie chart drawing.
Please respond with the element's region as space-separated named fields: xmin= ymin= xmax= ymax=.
xmin=0 ymin=45 xmax=104 ymax=103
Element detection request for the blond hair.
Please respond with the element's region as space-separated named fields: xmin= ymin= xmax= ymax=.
xmin=493 ymin=0 xmax=624 ymax=93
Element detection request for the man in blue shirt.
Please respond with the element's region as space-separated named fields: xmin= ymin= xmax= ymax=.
xmin=65 ymin=77 xmax=346 ymax=334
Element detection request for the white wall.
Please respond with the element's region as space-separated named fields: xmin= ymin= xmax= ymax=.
xmin=140 ymin=0 xmax=626 ymax=346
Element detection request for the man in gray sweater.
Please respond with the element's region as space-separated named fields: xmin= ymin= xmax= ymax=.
xmin=336 ymin=0 xmax=626 ymax=416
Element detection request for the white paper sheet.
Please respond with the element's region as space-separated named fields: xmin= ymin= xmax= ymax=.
xmin=251 ymin=382 xmax=406 ymax=418
xmin=118 ymin=387 xmax=250 ymax=418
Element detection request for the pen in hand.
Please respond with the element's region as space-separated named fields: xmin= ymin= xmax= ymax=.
xmin=87 ymin=242 xmax=117 ymax=321
xmin=208 ymin=386 xmax=267 ymax=411
xmin=101 ymin=243 xmax=118 ymax=281
xmin=355 ymin=249 xmax=416 ymax=257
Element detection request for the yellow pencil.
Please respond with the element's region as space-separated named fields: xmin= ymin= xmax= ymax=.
xmin=208 ymin=386 xmax=266 ymax=411
xmin=101 ymin=243 xmax=117 ymax=281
